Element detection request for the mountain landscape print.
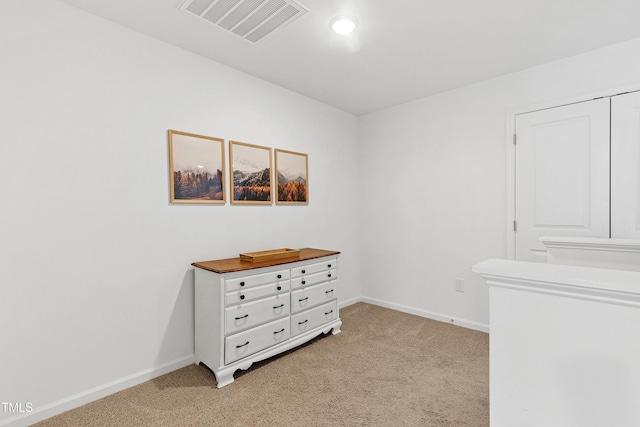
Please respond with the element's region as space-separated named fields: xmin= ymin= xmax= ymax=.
xmin=169 ymin=130 xmax=225 ymax=203
xmin=275 ymin=149 xmax=308 ymax=204
xmin=230 ymin=141 xmax=272 ymax=204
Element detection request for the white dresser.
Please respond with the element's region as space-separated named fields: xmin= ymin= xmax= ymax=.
xmin=192 ymin=248 xmax=342 ymax=387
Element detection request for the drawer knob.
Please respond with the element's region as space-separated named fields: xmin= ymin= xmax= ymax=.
xmin=273 ymin=304 xmax=285 ymax=309
xmin=298 ymin=297 xmax=309 ymax=302
xmin=235 ymin=314 xmax=249 ymax=320
xmin=277 ymin=274 xmax=282 ymax=279
xmin=240 ymin=281 xmax=245 ymax=287
xmin=301 ymin=269 xmax=306 ymax=274
xmin=274 ymin=328 xmax=285 ymax=334
xmin=328 ymin=273 xmax=332 ymax=278
xmin=277 ymin=286 xmax=282 ymax=291
xmin=325 ymin=310 xmax=334 ymax=315
xmin=302 ymin=280 xmax=306 ymax=285
xmin=325 ymin=290 xmax=334 ymax=294
xmin=240 ymin=294 xmax=245 ymax=300
xmin=328 ymin=264 xmax=332 ymax=268
xmin=236 ymin=341 xmax=250 ymax=348
xmin=298 ymin=319 xmax=308 ymax=325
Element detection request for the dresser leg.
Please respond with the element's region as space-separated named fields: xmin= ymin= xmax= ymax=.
xmin=214 ymin=368 xmax=236 ymax=388
xmin=330 ymin=319 xmax=342 ymax=335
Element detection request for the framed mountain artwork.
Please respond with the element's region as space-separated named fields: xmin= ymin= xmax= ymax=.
xmin=229 ymin=141 xmax=272 ymax=204
xmin=168 ymin=130 xmax=225 ymax=204
xmin=275 ymin=149 xmax=308 ymax=205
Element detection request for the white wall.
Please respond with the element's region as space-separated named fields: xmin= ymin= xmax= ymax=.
xmin=358 ymin=36 xmax=640 ymax=330
xmin=0 ymin=1 xmax=360 ymax=425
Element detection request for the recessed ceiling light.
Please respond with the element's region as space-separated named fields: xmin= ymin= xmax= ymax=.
xmin=331 ymin=17 xmax=357 ymax=35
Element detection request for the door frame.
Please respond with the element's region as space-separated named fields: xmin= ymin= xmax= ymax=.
xmin=505 ymin=84 xmax=640 ymax=260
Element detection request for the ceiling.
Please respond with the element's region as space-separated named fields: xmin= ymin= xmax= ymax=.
xmin=57 ymin=0 xmax=640 ymax=115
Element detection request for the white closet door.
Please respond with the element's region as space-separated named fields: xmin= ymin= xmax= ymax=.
xmin=515 ymin=98 xmax=610 ymax=262
xmin=611 ymin=91 xmax=640 ymax=239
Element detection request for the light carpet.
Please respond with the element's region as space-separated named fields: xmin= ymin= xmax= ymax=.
xmin=34 ymin=302 xmax=489 ymax=426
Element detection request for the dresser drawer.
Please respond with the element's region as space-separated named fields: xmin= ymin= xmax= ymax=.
xmin=225 ymin=269 xmax=290 ymax=292
xmin=291 ymin=269 xmax=337 ymax=290
xmin=225 ymin=317 xmax=290 ymax=364
xmin=225 ymin=294 xmax=290 ymax=335
xmin=291 ymin=301 xmax=338 ymax=337
xmin=291 ymin=280 xmax=337 ymax=313
xmin=225 ymin=280 xmax=290 ymax=306
xmin=291 ymin=259 xmax=337 ymax=278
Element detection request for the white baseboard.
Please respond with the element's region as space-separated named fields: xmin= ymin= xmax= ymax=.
xmin=338 ymin=296 xmax=364 ymax=308
xmin=347 ymin=296 xmax=489 ymax=333
xmin=1 ymin=355 xmax=195 ymax=427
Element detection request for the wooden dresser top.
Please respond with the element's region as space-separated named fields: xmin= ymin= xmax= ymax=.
xmin=192 ymin=248 xmax=340 ymax=274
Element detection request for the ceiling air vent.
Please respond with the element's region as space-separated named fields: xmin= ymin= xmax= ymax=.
xmin=180 ymin=0 xmax=308 ymax=43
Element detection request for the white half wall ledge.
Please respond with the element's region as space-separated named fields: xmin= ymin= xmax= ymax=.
xmin=472 ymin=258 xmax=640 ymax=309
xmin=541 ymin=236 xmax=640 ymax=271
xmin=474 ymin=258 xmax=640 ymax=427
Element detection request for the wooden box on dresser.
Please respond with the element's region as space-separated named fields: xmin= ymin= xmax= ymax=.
xmin=192 ymin=248 xmax=342 ymax=388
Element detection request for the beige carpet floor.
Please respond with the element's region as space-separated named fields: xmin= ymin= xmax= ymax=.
xmin=34 ymin=302 xmax=489 ymax=426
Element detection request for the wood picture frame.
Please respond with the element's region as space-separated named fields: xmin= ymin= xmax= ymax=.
xmin=275 ymin=149 xmax=308 ymax=205
xmin=229 ymin=141 xmax=272 ymax=204
xmin=168 ymin=130 xmax=225 ymax=204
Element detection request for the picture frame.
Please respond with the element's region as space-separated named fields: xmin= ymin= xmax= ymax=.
xmin=229 ymin=141 xmax=272 ymax=204
xmin=275 ymin=149 xmax=308 ymax=205
xmin=168 ymin=130 xmax=226 ymax=204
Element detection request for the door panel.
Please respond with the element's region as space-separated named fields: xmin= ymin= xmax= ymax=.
xmin=515 ymin=99 xmax=610 ymax=261
xmin=611 ymin=91 xmax=640 ymax=239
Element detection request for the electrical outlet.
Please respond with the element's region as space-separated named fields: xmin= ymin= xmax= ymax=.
xmin=455 ymin=278 xmax=465 ymax=292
